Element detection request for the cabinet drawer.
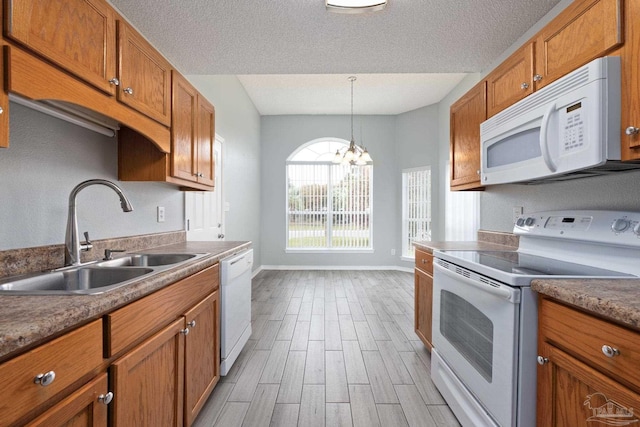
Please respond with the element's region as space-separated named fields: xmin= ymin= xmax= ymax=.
xmin=415 ymin=249 xmax=433 ymax=275
xmin=540 ymin=298 xmax=640 ymax=391
xmin=105 ymin=264 xmax=219 ymax=357
xmin=0 ymin=320 xmax=103 ymax=427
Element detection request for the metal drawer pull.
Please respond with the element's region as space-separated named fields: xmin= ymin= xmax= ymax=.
xmin=521 ymin=82 xmax=529 ymax=90
xmin=422 ymin=259 xmax=428 ymax=264
xmin=98 ymin=392 xmax=114 ymax=405
xmin=34 ymin=371 xmax=56 ymax=386
xmin=123 ymin=87 xmax=134 ymax=95
xmin=602 ymin=345 xmax=620 ymax=358
xmin=180 ymin=328 xmax=190 ymax=335
xmin=537 ymin=356 xmax=549 ymax=365
xmin=109 ymin=78 xmax=120 ymax=86
xmin=626 ymin=126 xmax=639 ymax=136
xmin=187 ymin=320 xmax=196 ymax=328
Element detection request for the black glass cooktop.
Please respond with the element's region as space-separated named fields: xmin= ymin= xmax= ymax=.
xmin=438 ymin=250 xmax=632 ymax=277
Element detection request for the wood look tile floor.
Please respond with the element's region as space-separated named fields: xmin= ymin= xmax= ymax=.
xmin=193 ymin=270 xmax=459 ymax=427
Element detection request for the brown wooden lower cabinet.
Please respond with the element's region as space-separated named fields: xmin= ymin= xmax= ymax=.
xmin=109 ymin=265 xmax=221 ymax=427
xmin=25 ymin=373 xmax=110 ymax=427
xmin=184 ymin=290 xmax=220 ymax=426
xmin=537 ymin=297 xmax=640 ymax=426
xmin=111 ymin=318 xmax=186 ymax=427
xmin=414 ymin=249 xmax=433 ymax=350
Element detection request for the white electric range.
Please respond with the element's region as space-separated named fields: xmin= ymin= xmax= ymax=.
xmin=430 ymin=210 xmax=640 ymax=427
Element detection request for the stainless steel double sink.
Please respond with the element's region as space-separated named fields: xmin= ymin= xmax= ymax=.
xmin=0 ymin=253 xmax=206 ymax=295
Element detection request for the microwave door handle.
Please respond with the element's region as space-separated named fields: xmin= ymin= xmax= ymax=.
xmin=540 ymin=102 xmax=558 ymax=172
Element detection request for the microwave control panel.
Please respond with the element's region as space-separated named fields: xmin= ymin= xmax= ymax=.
xmin=560 ymin=101 xmax=585 ymax=153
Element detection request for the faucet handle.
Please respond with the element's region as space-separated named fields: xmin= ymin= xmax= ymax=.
xmin=104 ymin=249 xmax=126 ymax=260
xmin=81 ymin=231 xmax=93 ymax=252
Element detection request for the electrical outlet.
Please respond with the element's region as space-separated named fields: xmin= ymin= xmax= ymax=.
xmin=513 ymin=206 xmax=523 ymax=223
xmin=157 ymin=206 xmax=165 ymax=223
xmin=391 ymin=249 xmax=396 ymax=256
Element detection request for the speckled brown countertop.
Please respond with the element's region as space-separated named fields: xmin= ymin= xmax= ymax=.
xmin=0 ymin=241 xmax=250 ymax=361
xmin=532 ymin=279 xmax=640 ymax=331
xmin=414 ymin=229 xmax=519 ymax=253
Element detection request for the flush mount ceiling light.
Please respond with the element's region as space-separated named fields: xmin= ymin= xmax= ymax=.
xmin=326 ymin=0 xmax=387 ymax=14
xmin=333 ymin=76 xmax=373 ymax=166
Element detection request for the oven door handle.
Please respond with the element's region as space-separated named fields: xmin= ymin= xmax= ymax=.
xmin=434 ymin=263 xmax=520 ymax=304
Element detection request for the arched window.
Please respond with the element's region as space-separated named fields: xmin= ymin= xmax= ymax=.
xmin=286 ymin=138 xmax=373 ymax=251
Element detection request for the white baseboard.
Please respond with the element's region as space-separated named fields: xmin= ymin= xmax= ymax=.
xmin=255 ymin=265 xmax=413 ymax=273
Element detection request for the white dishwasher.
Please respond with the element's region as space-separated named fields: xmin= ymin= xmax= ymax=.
xmin=220 ymin=249 xmax=253 ymax=375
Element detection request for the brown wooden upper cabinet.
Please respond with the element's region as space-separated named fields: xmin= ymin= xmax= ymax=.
xmin=533 ymin=0 xmax=623 ymax=90
xmin=171 ymin=71 xmax=215 ymax=186
xmin=117 ymin=21 xmax=172 ymax=127
xmin=450 ymin=81 xmax=486 ymax=191
xmin=621 ymin=0 xmax=640 ymax=160
xmin=6 ymin=0 xmax=118 ymax=96
xmin=0 ymin=25 xmax=8 ymax=148
xmin=486 ymin=43 xmax=534 ymax=118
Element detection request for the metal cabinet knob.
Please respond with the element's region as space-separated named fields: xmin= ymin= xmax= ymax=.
xmin=34 ymin=371 xmax=56 ymax=386
xmin=476 ymin=170 xmax=480 ymax=175
xmin=533 ymin=74 xmax=543 ymax=82
xmin=626 ymin=126 xmax=640 ymax=136
xmin=98 ymin=392 xmax=114 ymax=405
xmin=187 ymin=320 xmax=196 ymax=328
xmin=536 ymin=356 xmax=549 ymax=365
xmin=602 ymin=345 xmax=620 ymax=358
xmin=180 ymin=328 xmax=190 ymax=336
xmin=521 ymin=82 xmax=529 ymax=90
xmin=0 ymin=106 xmax=4 ymax=114
xmin=109 ymin=78 xmax=120 ymax=86
xmin=123 ymin=87 xmax=134 ymax=95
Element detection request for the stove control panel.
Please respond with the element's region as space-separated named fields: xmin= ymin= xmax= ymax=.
xmin=514 ymin=210 xmax=640 ymax=246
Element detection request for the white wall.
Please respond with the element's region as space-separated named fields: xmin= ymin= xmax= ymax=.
xmin=395 ymin=104 xmax=440 ymax=269
xmin=187 ymin=75 xmax=262 ymax=267
xmin=0 ymin=103 xmax=184 ymax=251
xmin=260 ymin=114 xmax=398 ymax=267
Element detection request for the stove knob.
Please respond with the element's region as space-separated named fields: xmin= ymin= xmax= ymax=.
xmin=611 ymin=218 xmax=630 ymax=233
xmin=525 ymin=217 xmax=535 ymax=226
xmin=634 ymin=222 xmax=640 ymax=236
xmin=516 ymin=218 xmax=525 ymax=227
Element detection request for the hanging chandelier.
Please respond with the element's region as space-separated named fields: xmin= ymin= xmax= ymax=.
xmin=333 ymin=76 xmax=373 ymax=166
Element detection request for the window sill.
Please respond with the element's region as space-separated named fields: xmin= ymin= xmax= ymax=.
xmin=285 ymin=248 xmax=374 ymax=254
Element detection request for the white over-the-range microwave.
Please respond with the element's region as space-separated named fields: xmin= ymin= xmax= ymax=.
xmin=480 ymin=56 xmax=640 ymax=185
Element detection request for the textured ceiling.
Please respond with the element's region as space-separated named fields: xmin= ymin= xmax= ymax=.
xmin=108 ymin=0 xmax=562 ymax=114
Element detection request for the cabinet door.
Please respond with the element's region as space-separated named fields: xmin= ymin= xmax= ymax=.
xmin=196 ymin=96 xmax=216 ymax=187
xmin=537 ymin=342 xmax=640 ymax=426
xmin=111 ymin=318 xmax=185 ymax=427
xmin=6 ymin=0 xmax=117 ymax=95
xmin=414 ymin=269 xmax=433 ymax=351
xmin=534 ymin=0 xmax=622 ymax=90
xmin=25 ymin=373 xmax=109 ymax=427
xmin=486 ymin=43 xmax=534 ymax=118
xmin=621 ymin=0 xmax=640 ymax=160
xmin=117 ymin=21 xmax=172 ymax=126
xmin=450 ymin=81 xmax=486 ymax=191
xmin=1 ymin=44 xmax=8 ymax=148
xmin=171 ymin=71 xmax=197 ymax=183
xmin=184 ymin=291 xmax=220 ymax=426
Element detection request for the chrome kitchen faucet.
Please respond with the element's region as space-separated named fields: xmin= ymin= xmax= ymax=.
xmin=64 ymin=179 xmax=133 ymax=266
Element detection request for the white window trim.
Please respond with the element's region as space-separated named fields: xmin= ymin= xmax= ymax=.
xmin=401 ymin=166 xmax=431 ymax=259
xmin=286 ymin=138 xmax=374 ymax=252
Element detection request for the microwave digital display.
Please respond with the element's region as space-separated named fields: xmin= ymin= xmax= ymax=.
xmin=566 ymin=102 xmax=582 ymax=113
